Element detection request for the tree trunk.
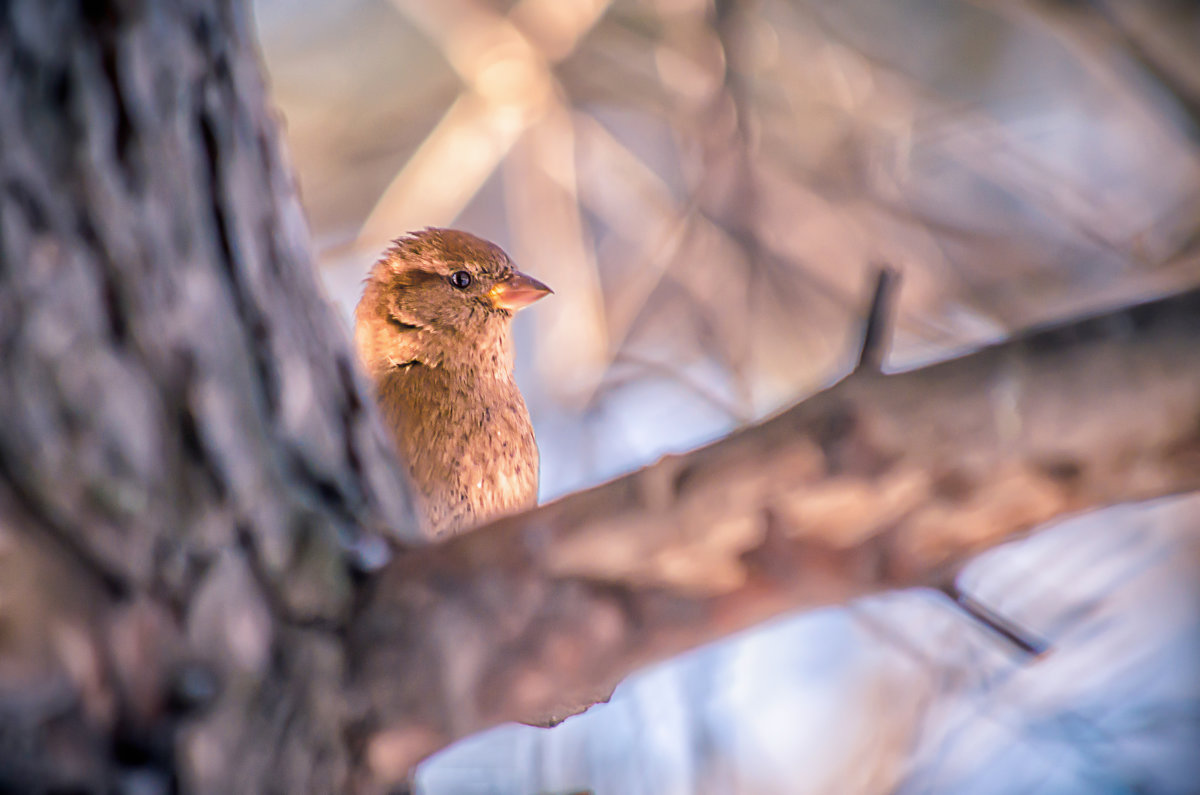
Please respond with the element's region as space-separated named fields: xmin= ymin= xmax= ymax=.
xmin=0 ymin=1 xmax=415 ymax=791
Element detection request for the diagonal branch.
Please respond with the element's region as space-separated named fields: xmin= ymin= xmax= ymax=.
xmin=348 ymin=284 xmax=1200 ymax=779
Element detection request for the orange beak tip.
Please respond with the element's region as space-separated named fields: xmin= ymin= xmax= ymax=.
xmin=490 ymin=270 xmax=553 ymax=311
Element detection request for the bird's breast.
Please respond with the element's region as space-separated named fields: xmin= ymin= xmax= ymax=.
xmin=376 ymin=364 xmax=539 ymax=537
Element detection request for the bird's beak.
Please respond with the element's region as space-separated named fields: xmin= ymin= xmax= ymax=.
xmin=488 ymin=270 xmax=553 ymax=311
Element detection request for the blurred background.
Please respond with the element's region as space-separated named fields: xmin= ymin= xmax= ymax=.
xmin=251 ymin=1 xmax=1200 ymax=792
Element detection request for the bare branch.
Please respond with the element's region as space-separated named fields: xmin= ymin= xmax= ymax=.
xmin=350 ymin=285 xmax=1200 ymax=777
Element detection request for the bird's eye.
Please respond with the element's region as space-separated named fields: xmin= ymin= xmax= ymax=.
xmin=449 ymin=270 xmax=472 ymax=289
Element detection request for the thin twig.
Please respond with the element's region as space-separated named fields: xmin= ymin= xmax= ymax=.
xmin=855 ymin=265 xmax=902 ymax=373
xmin=939 ymin=582 xmax=1050 ymax=657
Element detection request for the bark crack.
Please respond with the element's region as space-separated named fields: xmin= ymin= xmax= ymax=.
xmin=235 ymin=523 xmax=345 ymax=635
xmin=195 ymin=105 xmax=281 ymax=419
xmin=0 ymin=453 xmax=131 ymax=599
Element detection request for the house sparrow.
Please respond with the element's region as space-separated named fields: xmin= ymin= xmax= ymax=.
xmin=355 ymin=229 xmax=552 ymax=538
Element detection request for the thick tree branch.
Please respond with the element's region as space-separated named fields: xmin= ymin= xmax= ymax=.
xmin=350 ymin=286 xmax=1200 ymax=778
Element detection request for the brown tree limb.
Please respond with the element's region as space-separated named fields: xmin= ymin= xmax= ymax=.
xmin=853 ymin=267 xmax=1047 ymax=656
xmin=350 ymin=286 xmax=1200 ymax=778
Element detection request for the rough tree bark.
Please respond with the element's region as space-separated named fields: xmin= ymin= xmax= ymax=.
xmin=0 ymin=1 xmax=416 ymax=792
xmin=1 ymin=2 xmax=1198 ymax=794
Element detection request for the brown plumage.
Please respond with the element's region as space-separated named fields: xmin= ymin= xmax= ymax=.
xmin=355 ymin=229 xmax=551 ymax=538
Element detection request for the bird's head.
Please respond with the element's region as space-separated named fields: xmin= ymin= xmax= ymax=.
xmin=355 ymin=228 xmax=552 ymax=374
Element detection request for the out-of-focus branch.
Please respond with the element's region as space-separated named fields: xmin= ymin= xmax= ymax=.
xmin=348 ymin=285 xmax=1200 ymax=780
xmin=1090 ymin=0 xmax=1200 ymax=141
xmin=355 ymin=0 xmax=610 ymax=249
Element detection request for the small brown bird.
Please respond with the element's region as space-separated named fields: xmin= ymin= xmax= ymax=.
xmin=355 ymin=229 xmax=552 ymax=538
